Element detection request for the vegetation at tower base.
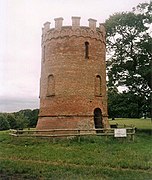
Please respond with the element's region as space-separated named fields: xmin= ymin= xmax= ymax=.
xmin=105 ymin=2 xmax=152 ymax=118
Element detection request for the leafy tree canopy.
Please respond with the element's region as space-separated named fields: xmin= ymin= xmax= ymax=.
xmin=105 ymin=2 xmax=152 ymax=94
xmin=0 ymin=109 xmax=39 ymax=130
xmin=105 ymin=2 xmax=152 ymax=118
xmin=108 ymin=88 xmax=150 ymax=118
xmin=0 ymin=115 xmax=10 ymax=130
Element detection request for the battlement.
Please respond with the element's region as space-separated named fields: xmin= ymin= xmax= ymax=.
xmin=43 ymin=17 xmax=105 ymax=33
xmin=42 ymin=17 xmax=106 ymax=44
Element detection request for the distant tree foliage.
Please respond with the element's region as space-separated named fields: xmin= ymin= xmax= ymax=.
xmin=106 ymin=2 xmax=152 ymax=118
xmin=6 ymin=114 xmax=18 ymax=129
xmin=0 ymin=109 xmax=39 ymax=131
xmin=0 ymin=115 xmax=10 ymax=130
xmin=108 ymin=87 xmax=150 ymax=118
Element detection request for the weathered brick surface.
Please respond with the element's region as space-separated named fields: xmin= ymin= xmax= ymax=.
xmin=37 ymin=116 xmax=94 ymax=130
xmin=36 ymin=17 xmax=109 ymax=130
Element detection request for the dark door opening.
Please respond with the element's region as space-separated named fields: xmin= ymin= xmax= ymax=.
xmin=94 ymin=108 xmax=103 ymax=132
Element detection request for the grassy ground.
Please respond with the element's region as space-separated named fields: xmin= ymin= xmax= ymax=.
xmin=110 ymin=118 xmax=152 ymax=130
xmin=0 ymin=118 xmax=152 ymax=179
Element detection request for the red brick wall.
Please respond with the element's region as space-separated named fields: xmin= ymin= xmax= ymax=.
xmin=37 ymin=116 xmax=94 ymax=130
xmin=37 ymin=23 xmax=109 ymax=130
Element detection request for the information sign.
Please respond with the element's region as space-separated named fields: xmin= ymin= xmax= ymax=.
xmin=114 ymin=128 xmax=127 ymax=137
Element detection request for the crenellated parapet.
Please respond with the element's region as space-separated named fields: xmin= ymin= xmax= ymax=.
xmin=42 ymin=17 xmax=106 ymax=45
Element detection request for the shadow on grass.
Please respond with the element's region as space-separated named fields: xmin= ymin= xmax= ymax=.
xmin=136 ymin=128 xmax=152 ymax=135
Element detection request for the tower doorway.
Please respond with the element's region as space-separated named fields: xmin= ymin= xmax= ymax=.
xmin=94 ymin=108 xmax=103 ymax=129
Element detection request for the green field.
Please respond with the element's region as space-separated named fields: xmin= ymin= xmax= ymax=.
xmin=110 ymin=118 xmax=152 ymax=130
xmin=0 ymin=118 xmax=152 ymax=179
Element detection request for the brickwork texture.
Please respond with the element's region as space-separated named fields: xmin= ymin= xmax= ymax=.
xmin=36 ymin=17 xmax=109 ymax=130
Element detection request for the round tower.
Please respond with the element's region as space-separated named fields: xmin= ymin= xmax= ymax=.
xmin=36 ymin=17 xmax=109 ymax=130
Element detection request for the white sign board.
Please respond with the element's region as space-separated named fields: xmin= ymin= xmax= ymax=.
xmin=114 ymin=129 xmax=127 ymax=137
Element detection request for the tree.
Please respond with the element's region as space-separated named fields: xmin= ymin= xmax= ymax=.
xmin=0 ymin=109 xmax=39 ymax=130
xmin=29 ymin=109 xmax=39 ymax=127
xmin=6 ymin=114 xmax=18 ymax=129
xmin=16 ymin=109 xmax=39 ymax=128
xmin=14 ymin=112 xmax=29 ymax=129
xmin=0 ymin=115 xmax=10 ymax=130
xmin=105 ymin=2 xmax=152 ymax=118
xmin=108 ymin=88 xmax=146 ymax=118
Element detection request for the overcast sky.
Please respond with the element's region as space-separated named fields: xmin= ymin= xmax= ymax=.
xmin=0 ymin=0 xmax=149 ymax=112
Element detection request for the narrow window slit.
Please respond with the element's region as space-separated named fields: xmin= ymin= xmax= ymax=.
xmin=85 ymin=42 xmax=89 ymax=59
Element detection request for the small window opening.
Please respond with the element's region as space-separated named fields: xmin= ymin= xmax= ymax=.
xmin=47 ymin=74 xmax=55 ymax=96
xmin=95 ymin=75 xmax=102 ymax=96
xmin=85 ymin=42 xmax=89 ymax=59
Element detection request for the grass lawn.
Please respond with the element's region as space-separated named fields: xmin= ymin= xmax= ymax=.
xmin=109 ymin=118 xmax=152 ymax=130
xmin=0 ymin=118 xmax=152 ymax=179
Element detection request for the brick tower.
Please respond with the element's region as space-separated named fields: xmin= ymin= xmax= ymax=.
xmin=36 ymin=17 xmax=109 ymax=130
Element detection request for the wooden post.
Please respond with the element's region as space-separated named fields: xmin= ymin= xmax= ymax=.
xmin=28 ymin=128 xmax=30 ymax=134
xmin=78 ymin=130 xmax=80 ymax=142
xmin=53 ymin=137 xmax=56 ymax=143
xmin=130 ymin=126 xmax=135 ymax=141
xmin=105 ymin=129 xmax=108 ymax=141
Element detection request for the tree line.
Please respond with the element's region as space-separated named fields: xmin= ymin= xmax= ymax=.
xmin=0 ymin=109 xmax=39 ymax=130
